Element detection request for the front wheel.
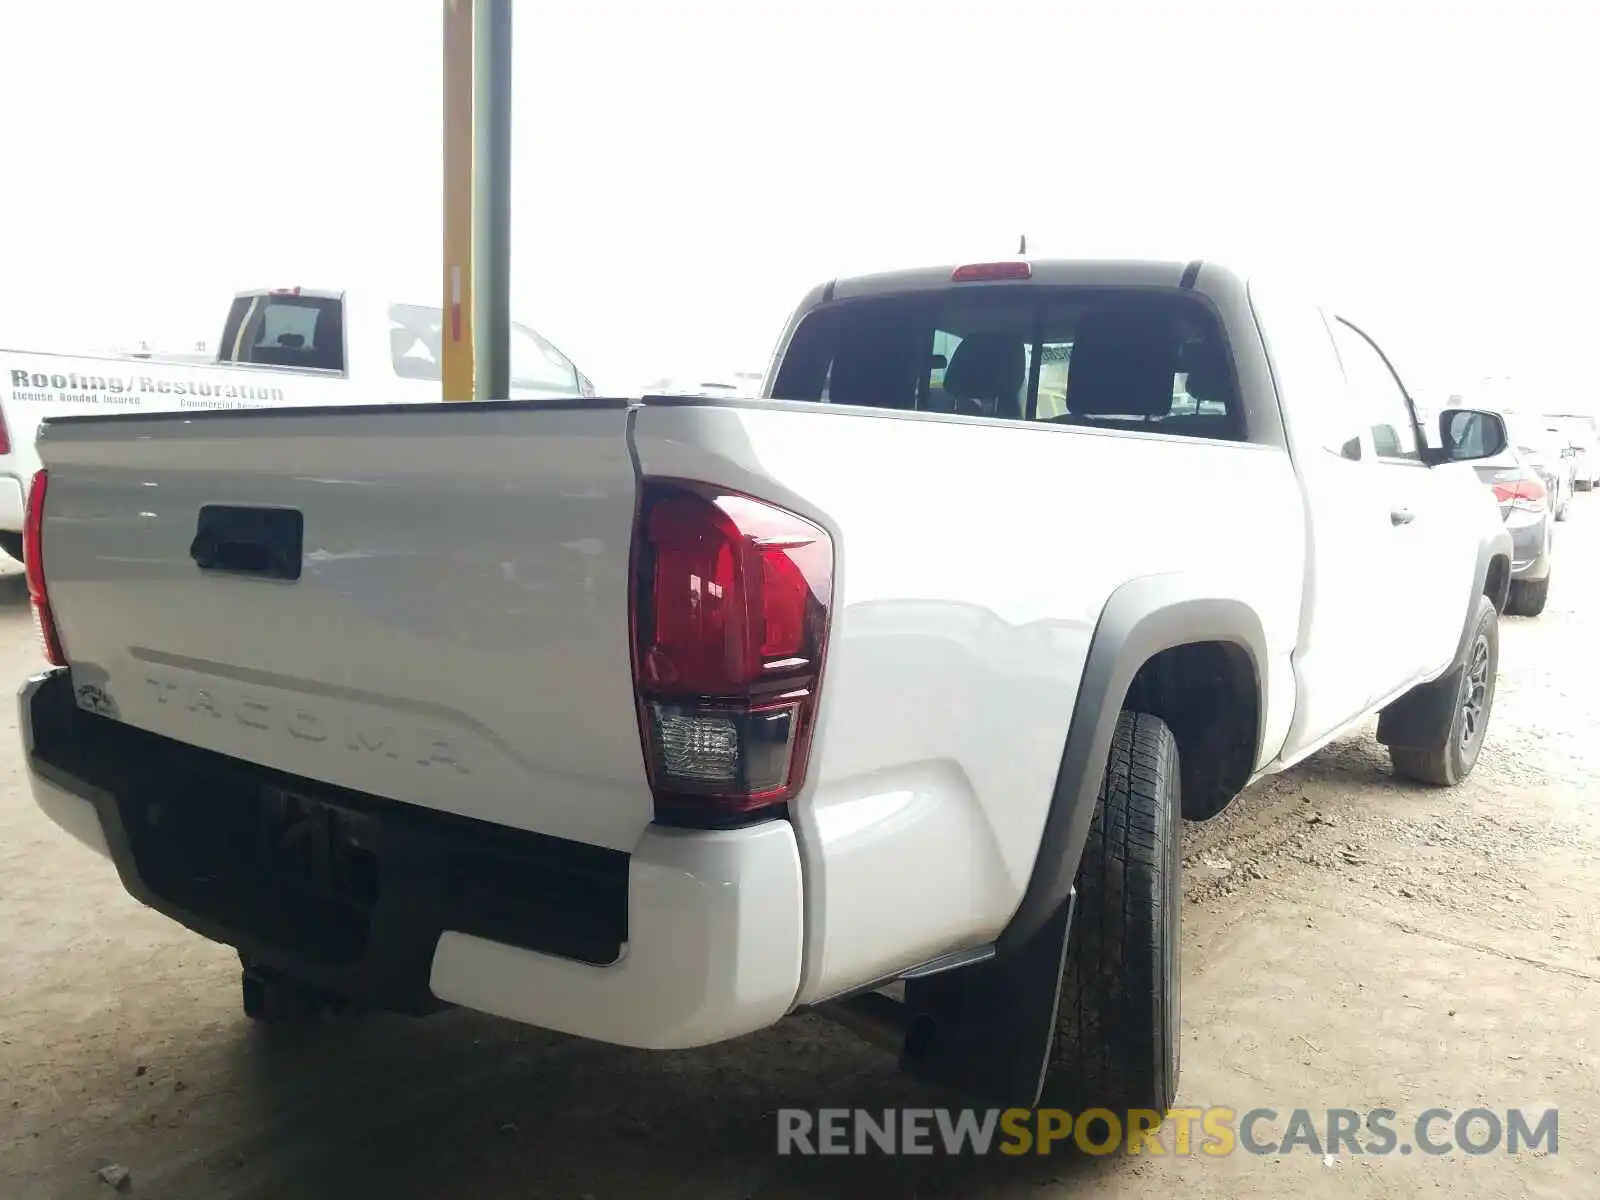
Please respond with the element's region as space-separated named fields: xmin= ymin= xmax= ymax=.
xmin=1391 ymin=595 xmax=1499 ymax=785
xmin=1040 ymin=711 xmax=1181 ymax=1118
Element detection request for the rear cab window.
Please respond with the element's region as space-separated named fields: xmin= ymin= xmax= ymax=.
xmin=770 ymin=286 xmax=1246 ymax=441
xmin=218 ymin=291 xmax=346 ymax=374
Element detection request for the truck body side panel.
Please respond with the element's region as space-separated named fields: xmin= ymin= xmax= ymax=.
xmin=630 ymin=399 xmax=1305 ymax=1001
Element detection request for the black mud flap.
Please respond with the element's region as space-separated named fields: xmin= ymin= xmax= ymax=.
xmin=1377 ymin=661 xmax=1466 ymax=750
xmin=899 ymin=893 xmax=1075 ymax=1108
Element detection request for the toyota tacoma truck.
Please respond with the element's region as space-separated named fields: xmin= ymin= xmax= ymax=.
xmin=19 ymin=257 xmax=1514 ymax=1118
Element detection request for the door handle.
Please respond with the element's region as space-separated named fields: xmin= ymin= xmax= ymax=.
xmin=1390 ymin=508 xmax=1415 ymax=526
xmin=190 ymin=505 xmax=304 ymax=580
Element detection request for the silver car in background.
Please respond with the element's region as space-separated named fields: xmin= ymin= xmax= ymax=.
xmin=1513 ymin=418 xmax=1576 ymax=522
xmin=1442 ymin=406 xmax=1555 ymax=617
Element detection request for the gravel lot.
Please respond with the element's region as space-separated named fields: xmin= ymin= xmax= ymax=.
xmin=3 ymin=507 xmax=1597 ymax=1200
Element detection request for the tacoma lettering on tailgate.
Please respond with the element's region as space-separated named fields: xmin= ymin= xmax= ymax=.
xmin=141 ymin=674 xmax=471 ymax=774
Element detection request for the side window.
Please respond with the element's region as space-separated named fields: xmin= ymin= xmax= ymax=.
xmin=389 ymin=303 xmax=443 ymax=381
xmin=384 ymin=307 xmax=582 ymax=395
xmin=1244 ymin=278 xmax=1364 ymax=458
xmin=1330 ymin=320 xmax=1420 ymax=461
xmin=511 ymin=325 xmax=581 ymax=394
xmin=1034 ymin=343 xmax=1071 ymax=419
xmin=925 ymin=329 xmax=962 ymax=407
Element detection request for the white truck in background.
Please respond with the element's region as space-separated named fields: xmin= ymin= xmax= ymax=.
xmin=22 ymin=256 xmax=1516 ymax=1119
xmin=0 ymin=287 xmax=595 ymax=561
xmin=1546 ymin=412 xmax=1598 ymax=491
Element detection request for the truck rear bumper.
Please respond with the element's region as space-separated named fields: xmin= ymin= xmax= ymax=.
xmin=1506 ymin=511 xmax=1551 ymax=580
xmin=20 ymin=668 xmax=804 ymax=1050
xmin=0 ymin=473 xmax=24 ymax=534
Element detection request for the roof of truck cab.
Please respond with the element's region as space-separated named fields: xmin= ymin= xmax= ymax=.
xmin=231 ymin=286 xmax=344 ymax=301
xmin=825 ymin=257 xmax=1241 ymax=302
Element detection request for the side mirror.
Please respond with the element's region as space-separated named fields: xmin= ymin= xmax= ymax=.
xmin=1438 ymin=408 xmax=1508 ymax=462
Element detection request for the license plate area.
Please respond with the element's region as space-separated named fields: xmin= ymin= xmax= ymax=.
xmin=260 ymin=786 xmax=383 ymax=918
xmin=52 ymin=691 xmax=634 ymax=978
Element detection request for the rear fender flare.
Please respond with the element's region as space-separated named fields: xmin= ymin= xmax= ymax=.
xmin=996 ymin=575 xmax=1268 ymax=957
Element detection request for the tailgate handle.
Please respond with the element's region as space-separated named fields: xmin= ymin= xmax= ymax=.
xmin=190 ymin=506 xmax=304 ymax=581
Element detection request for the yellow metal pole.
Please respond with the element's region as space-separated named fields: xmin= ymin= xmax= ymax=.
xmin=441 ymin=0 xmax=475 ymax=401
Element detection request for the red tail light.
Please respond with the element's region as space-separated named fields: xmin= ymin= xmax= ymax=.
xmin=1491 ymin=473 xmax=1546 ymax=512
xmin=951 ymin=260 xmax=1032 ymax=283
xmin=630 ymin=481 xmax=834 ymax=826
xmin=0 ymin=404 xmax=11 ymax=455
xmin=24 ymin=470 xmax=66 ymax=666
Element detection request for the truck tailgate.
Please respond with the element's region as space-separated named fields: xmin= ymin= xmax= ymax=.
xmin=36 ymin=401 xmax=654 ymax=851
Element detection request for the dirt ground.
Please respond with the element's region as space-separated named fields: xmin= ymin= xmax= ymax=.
xmin=3 ymin=507 xmax=1597 ymax=1200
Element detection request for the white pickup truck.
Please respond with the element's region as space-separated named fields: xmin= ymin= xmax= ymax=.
xmin=0 ymin=287 xmax=594 ymax=561
xmin=20 ymin=257 xmax=1514 ymax=1118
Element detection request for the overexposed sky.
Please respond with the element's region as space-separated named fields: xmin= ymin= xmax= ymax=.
xmin=2 ymin=0 xmax=1596 ymax=402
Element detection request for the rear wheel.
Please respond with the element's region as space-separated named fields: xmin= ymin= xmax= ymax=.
xmin=1039 ymin=711 xmax=1181 ymax=1118
xmin=1505 ymin=575 xmax=1550 ymax=618
xmin=1391 ymin=595 xmax=1498 ymax=785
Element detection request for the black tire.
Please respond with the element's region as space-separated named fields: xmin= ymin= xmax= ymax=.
xmin=1505 ymin=575 xmax=1550 ymax=618
xmin=1391 ymin=595 xmax=1498 ymax=786
xmin=1040 ymin=711 xmax=1181 ymax=1118
xmin=0 ymin=532 xmax=23 ymax=564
